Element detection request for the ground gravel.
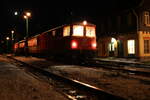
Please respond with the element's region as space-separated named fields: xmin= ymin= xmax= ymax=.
xmin=14 ymin=56 xmax=150 ymax=100
xmin=0 ymin=55 xmax=67 ymax=100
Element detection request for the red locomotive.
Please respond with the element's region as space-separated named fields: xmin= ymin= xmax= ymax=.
xmin=14 ymin=21 xmax=97 ymax=60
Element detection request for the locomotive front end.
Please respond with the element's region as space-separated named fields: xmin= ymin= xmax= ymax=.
xmin=69 ymin=21 xmax=97 ymax=58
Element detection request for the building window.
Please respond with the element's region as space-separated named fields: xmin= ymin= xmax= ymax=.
xmin=144 ymin=11 xmax=150 ymax=25
xmin=127 ymin=40 xmax=135 ymax=54
xmin=144 ymin=40 xmax=150 ymax=54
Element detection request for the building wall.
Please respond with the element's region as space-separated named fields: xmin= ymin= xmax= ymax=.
xmin=97 ymin=33 xmax=139 ymax=58
xmin=97 ymin=37 xmax=110 ymax=57
xmin=138 ymin=31 xmax=150 ymax=57
xmin=97 ymin=0 xmax=150 ymax=58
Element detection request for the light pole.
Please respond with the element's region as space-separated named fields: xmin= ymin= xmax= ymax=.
xmin=23 ymin=12 xmax=31 ymax=56
xmin=11 ymin=30 xmax=14 ymax=41
xmin=11 ymin=30 xmax=15 ymax=52
xmin=6 ymin=37 xmax=10 ymax=53
xmin=24 ymin=12 xmax=31 ymax=38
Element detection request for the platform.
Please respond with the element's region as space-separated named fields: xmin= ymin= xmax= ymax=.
xmin=0 ymin=56 xmax=66 ymax=100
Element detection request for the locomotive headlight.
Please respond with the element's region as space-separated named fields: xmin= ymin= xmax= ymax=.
xmin=71 ymin=40 xmax=78 ymax=49
xmin=91 ymin=42 xmax=97 ymax=49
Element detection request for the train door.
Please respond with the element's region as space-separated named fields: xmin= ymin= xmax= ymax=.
xmin=117 ymin=40 xmax=124 ymax=57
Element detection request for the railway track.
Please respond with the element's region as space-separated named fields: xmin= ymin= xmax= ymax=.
xmin=83 ymin=58 xmax=150 ymax=77
xmin=6 ymin=56 xmax=126 ymax=100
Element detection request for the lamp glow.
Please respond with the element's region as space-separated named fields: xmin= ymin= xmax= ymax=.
xmin=6 ymin=37 xmax=10 ymax=40
xmin=83 ymin=20 xmax=87 ymax=25
xmin=24 ymin=15 xmax=27 ymax=19
xmin=26 ymin=12 xmax=31 ymax=17
xmin=14 ymin=11 xmax=18 ymax=15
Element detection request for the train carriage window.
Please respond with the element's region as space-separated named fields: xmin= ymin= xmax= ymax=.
xmin=14 ymin=43 xmax=18 ymax=49
xmin=73 ymin=25 xmax=84 ymax=36
xmin=28 ymin=38 xmax=37 ymax=47
xmin=52 ymin=31 xmax=56 ymax=36
xmin=86 ymin=26 xmax=96 ymax=37
xmin=19 ymin=42 xmax=25 ymax=48
xmin=63 ymin=26 xmax=70 ymax=37
xmin=55 ymin=28 xmax=63 ymax=37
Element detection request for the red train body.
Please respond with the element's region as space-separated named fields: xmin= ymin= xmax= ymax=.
xmin=14 ymin=21 xmax=97 ymax=59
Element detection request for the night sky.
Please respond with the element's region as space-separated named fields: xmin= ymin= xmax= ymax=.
xmin=0 ymin=0 xmax=143 ymax=40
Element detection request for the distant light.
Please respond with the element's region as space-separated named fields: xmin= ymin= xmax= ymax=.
xmin=83 ymin=20 xmax=87 ymax=25
xmin=14 ymin=11 xmax=18 ymax=15
xmin=6 ymin=37 xmax=10 ymax=40
xmin=26 ymin=12 xmax=31 ymax=17
xmin=11 ymin=30 xmax=14 ymax=34
xmin=24 ymin=12 xmax=31 ymax=19
xmin=24 ymin=15 xmax=27 ymax=19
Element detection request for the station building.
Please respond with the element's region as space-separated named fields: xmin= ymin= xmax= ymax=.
xmin=97 ymin=0 xmax=150 ymax=60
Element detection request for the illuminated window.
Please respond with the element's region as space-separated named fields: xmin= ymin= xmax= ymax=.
xmin=86 ymin=26 xmax=96 ymax=37
xmin=14 ymin=44 xmax=18 ymax=49
xmin=144 ymin=11 xmax=150 ymax=25
xmin=73 ymin=25 xmax=84 ymax=36
xmin=28 ymin=38 xmax=37 ymax=47
xmin=19 ymin=42 xmax=25 ymax=48
xmin=63 ymin=26 xmax=70 ymax=37
xmin=127 ymin=40 xmax=135 ymax=54
xmin=52 ymin=31 xmax=56 ymax=36
xmin=144 ymin=40 xmax=150 ymax=54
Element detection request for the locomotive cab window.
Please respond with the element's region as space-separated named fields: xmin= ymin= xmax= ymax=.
xmin=63 ymin=26 xmax=70 ymax=37
xmin=86 ymin=26 xmax=96 ymax=37
xmin=72 ymin=25 xmax=84 ymax=36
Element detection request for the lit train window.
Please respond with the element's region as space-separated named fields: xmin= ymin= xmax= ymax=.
xmin=86 ymin=26 xmax=96 ymax=37
xmin=14 ymin=44 xmax=18 ymax=49
xmin=52 ymin=31 xmax=56 ymax=36
xmin=73 ymin=25 xmax=84 ymax=36
xmin=63 ymin=26 xmax=70 ymax=36
xmin=19 ymin=42 xmax=25 ymax=48
xmin=28 ymin=38 xmax=37 ymax=47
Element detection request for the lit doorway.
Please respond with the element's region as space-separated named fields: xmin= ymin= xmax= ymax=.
xmin=109 ymin=38 xmax=117 ymax=57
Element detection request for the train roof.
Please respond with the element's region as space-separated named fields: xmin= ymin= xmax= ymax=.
xmin=18 ymin=39 xmax=26 ymax=43
xmin=71 ymin=21 xmax=96 ymax=26
xmin=15 ymin=21 xmax=96 ymax=43
xmin=42 ymin=21 xmax=96 ymax=34
xmin=42 ymin=25 xmax=65 ymax=34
